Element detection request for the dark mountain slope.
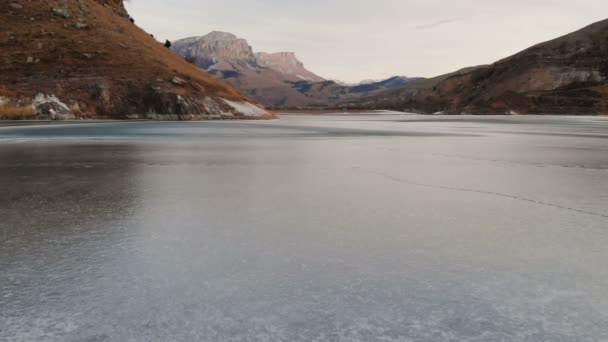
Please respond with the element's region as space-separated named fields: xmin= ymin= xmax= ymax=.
xmin=347 ymin=19 xmax=608 ymax=115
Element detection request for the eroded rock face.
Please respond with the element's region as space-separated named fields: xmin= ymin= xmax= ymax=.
xmin=32 ymin=94 xmax=76 ymax=120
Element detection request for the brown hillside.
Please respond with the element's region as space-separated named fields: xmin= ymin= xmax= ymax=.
xmin=0 ymin=0 xmax=272 ymax=119
xmin=347 ymin=19 xmax=608 ymax=115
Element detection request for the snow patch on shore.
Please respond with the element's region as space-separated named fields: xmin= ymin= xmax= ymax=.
xmin=221 ymin=99 xmax=267 ymax=117
xmin=296 ymin=75 xmax=312 ymax=81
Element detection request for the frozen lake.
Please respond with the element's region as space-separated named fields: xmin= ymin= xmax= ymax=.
xmin=1 ymin=113 xmax=608 ymax=341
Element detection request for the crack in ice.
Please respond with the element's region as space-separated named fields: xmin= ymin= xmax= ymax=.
xmin=349 ymin=166 xmax=608 ymax=220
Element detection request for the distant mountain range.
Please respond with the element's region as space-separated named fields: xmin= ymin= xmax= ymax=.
xmin=346 ymin=19 xmax=608 ymax=115
xmin=349 ymin=76 xmax=425 ymax=94
xmin=4 ymin=2 xmax=602 ymax=117
xmin=173 ymin=32 xmax=422 ymax=108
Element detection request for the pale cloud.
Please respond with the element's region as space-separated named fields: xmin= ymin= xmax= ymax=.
xmin=125 ymin=0 xmax=608 ymax=83
xmin=414 ymin=18 xmax=468 ymax=30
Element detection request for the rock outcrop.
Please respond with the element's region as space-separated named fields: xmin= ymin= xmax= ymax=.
xmin=346 ymin=19 xmax=608 ymax=115
xmin=0 ymin=0 xmax=272 ymax=120
xmin=31 ymin=94 xmax=76 ymax=120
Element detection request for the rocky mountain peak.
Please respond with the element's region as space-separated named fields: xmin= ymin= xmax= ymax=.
xmin=255 ymin=52 xmax=324 ymax=82
xmin=172 ymin=31 xmax=334 ymax=106
xmin=202 ymin=31 xmax=239 ymax=41
xmin=173 ymin=31 xmax=256 ymax=64
xmin=174 ymin=32 xmax=325 ymax=81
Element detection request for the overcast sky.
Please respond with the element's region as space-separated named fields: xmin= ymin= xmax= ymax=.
xmin=125 ymin=0 xmax=608 ymax=83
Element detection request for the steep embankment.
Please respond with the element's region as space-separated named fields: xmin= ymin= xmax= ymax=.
xmin=0 ymin=0 xmax=272 ymax=119
xmin=347 ymin=19 xmax=608 ymax=115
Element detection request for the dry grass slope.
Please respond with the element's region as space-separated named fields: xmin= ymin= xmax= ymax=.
xmin=0 ymin=0 xmax=272 ymax=119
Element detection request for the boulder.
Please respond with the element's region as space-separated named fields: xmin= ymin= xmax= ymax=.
xmin=51 ymin=8 xmax=71 ymax=19
xmin=171 ymin=77 xmax=187 ymax=86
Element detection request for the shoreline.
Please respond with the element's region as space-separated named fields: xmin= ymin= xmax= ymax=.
xmin=1 ymin=112 xmax=606 ymax=128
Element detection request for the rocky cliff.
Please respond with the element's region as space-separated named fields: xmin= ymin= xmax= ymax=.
xmin=0 ymin=1 xmax=272 ymax=120
xmin=347 ymin=19 xmax=608 ymax=115
xmin=175 ymin=32 xmax=257 ymax=68
xmin=255 ymin=52 xmax=325 ymax=82
xmin=173 ymin=32 xmax=333 ymax=107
